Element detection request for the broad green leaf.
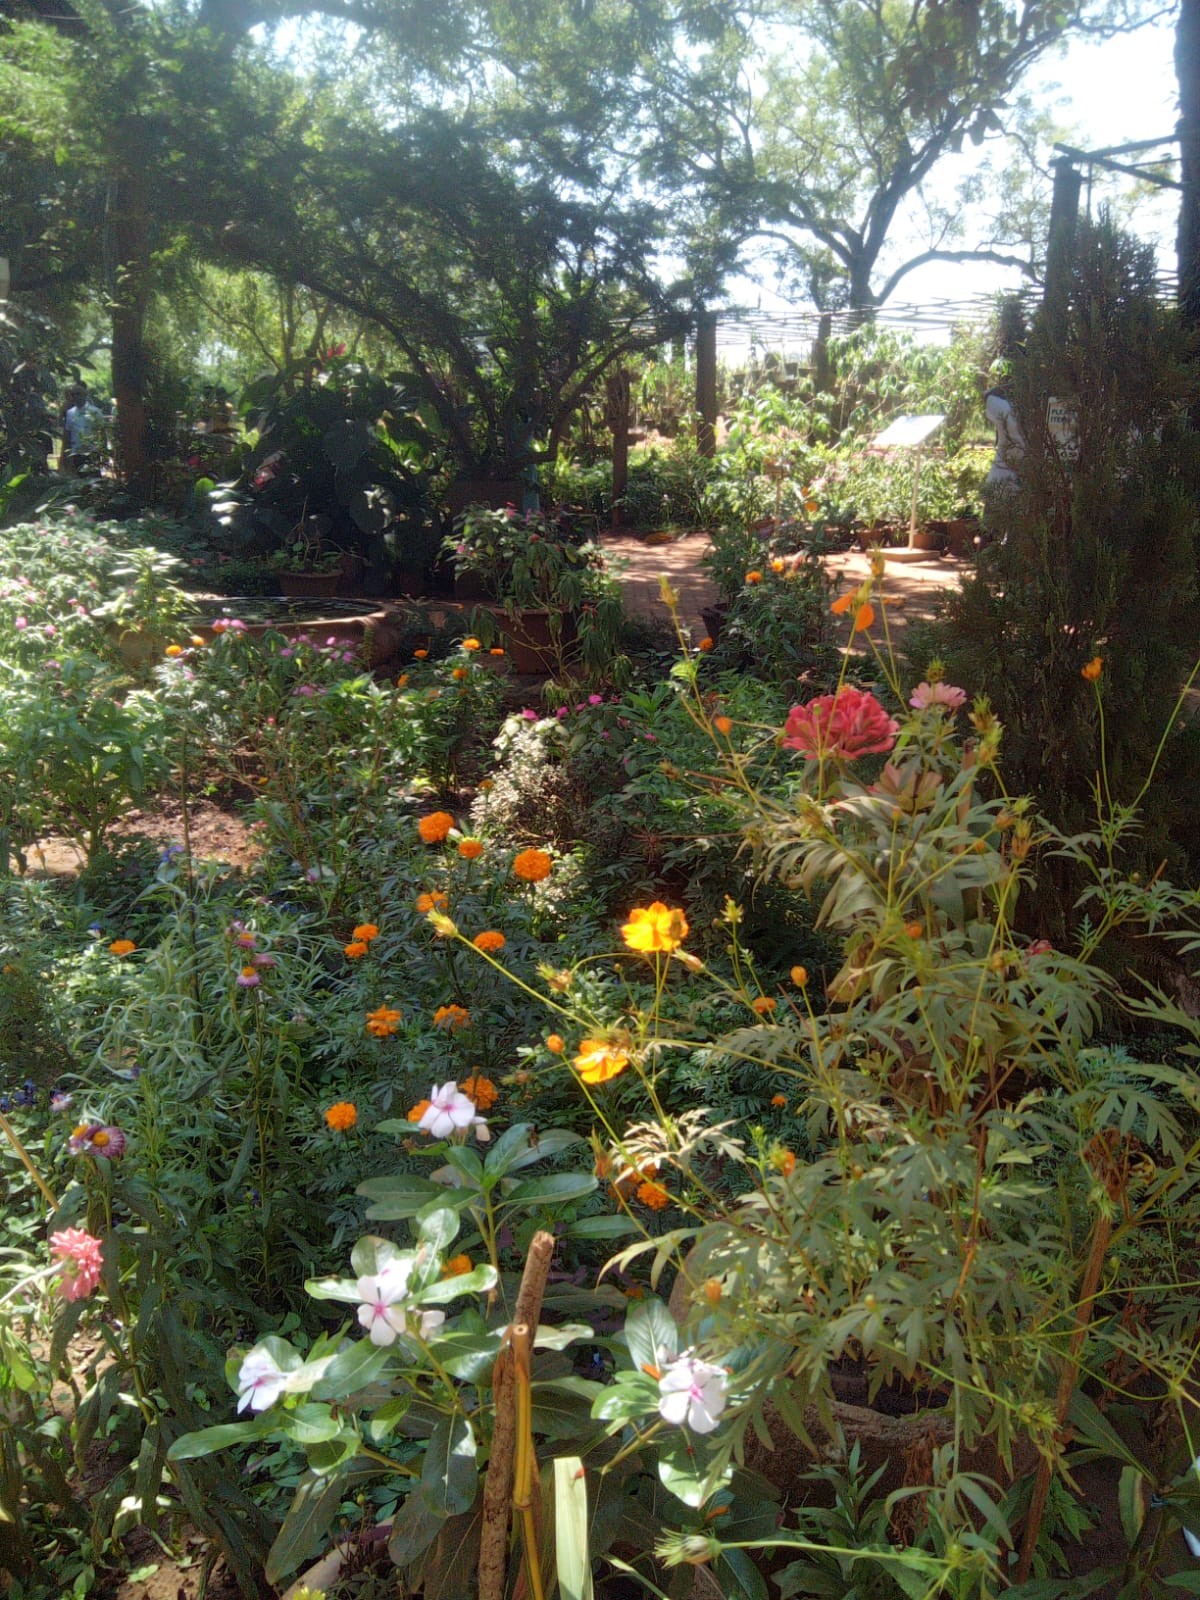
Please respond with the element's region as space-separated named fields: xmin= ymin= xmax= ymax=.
xmin=416 ymin=1206 xmax=461 ymax=1260
xmin=621 ymin=1296 xmax=679 ymax=1371
xmin=167 ymin=1416 xmax=277 ymax=1461
xmin=498 ymin=1173 xmax=598 ymax=1210
xmin=350 ymin=1234 xmax=411 ymax=1279
xmin=311 ymin=1337 xmax=391 ymax=1398
xmin=421 ymin=1414 xmax=478 ymax=1517
xmin=264 ymin=1458 xmax=378 ymax=1584
xmin=418 ymin=1263 xmax=498 ymax=1304
xmin=388 ymin=1490 xmax=444 ymax=1567
xmin=554 ymin=1457 xmax=593 ymax=1600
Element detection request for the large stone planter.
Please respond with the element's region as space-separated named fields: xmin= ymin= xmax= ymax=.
xmin=182 ymin=597 xmax=406 ymax=673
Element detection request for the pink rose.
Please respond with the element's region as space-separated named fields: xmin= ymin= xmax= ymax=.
xmin=782 ymin=687 xmax=899 ymax=761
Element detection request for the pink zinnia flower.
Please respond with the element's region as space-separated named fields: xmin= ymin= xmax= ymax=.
xmin=50 ymin=1227 xmax=104 ymax=1302
xmin=782 ymin=687 xmax=899 ymax=761
xmin=909 ymin=681 xmax=967 ymax=711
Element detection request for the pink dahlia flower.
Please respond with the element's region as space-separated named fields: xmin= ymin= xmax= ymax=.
xmin=50 ymin=1227 xmax=104 ymax=1302
xmin=909 ymin=681 xmax=967 ymax=711
xmin=782 ymin=688 xmax=899 ymax=761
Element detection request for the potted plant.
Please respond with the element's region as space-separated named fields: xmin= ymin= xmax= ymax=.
xmin=267 ymin=525 xmax=346 ymax=597
xmin=444 ymin=505 xmax=625 ymax=677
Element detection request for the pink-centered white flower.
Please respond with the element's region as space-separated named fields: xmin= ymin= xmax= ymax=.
xmin=908 ymin=681 xmax=967 ymax=711
xmin=657 ymin=1353 xmax=729 ymax=1434
xmin=236 ymin=1346 xmax=290 ymax=1412
xmin=49 ymin=1227 xmax=104 ymax=1303
xmin=417 ymin=1081 xmax=484 ymax=1141
xmin=356 ymin=1259 xmax=415 ymax=1346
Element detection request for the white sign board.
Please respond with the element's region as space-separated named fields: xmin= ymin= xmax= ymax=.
xmin=871 ymin=414 xmax=946 ymax=450
xmin=1046 ymin=396 xmax=1079 ymax=461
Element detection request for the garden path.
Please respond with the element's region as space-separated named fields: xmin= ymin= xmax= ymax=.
xmin=598 ymin=530 xmax=967 ymax=648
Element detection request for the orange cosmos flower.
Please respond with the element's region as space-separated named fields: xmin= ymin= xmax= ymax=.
xmin=461 ymin=1073 xmax=498 ymax=1110
xmin=698 ymin=636 xmax=714 ymax=652
xmin=751 ymin=996 xmax=776 ymax=1015
xmin=714 ymin=714 xmax=733 ymax=735
xmin=108 ymin=939 xmax=137 ymax=957
xmin=344 ymin=940 xmax=369 ymax=959
xmin=489 ymin=647 xmax=505 ymax=657
xmin=416 ymin=890 xmax=449 ymax=913
xmin=352 ymin=923 xmax=380 ymax=943
xmin=512 ymin=848 xmax=552 ymax=883
xmin=397 ymin=673 xmax=410 ymax=687
xmin=461 ymin=638 xmax=481 ymax=652
xmin=546 ymin=1034 xmax=565 ymax=1054
xmin=770 ymin=1094 xmax=787 ymax=1108
xmin=365 ymin=1004 xmax=402 ymax=1038
xmin=636 ymin=1179 xmax=670 ymax=1210
xmin=574 ymin=1039 xmax=629 ymax=1084
xmin=744 ymin=569 xmax=763 ymax=585
xmin=164 ymin=644 xmax=183 ymax=658
xmin=457 ymin=838 xmax=484 ymax=860
xmin=418 ymin=812 xmax=455 ymax=844
xmin=452 ymin=667 xmax=469 ymax=681
xmin=831 ymin=591 xmax=855 ymax=616
xmin=324 ymin=1101 xmax=358 ymax=1131
xmin=791 ymin=965 xmax=808 ymax=987
xmin=621 ymin=902 xmax=689 ymax=955
xmin=770 ymin=557 xmax=786 ymax=573
xmin=413 ymin=648 xmax=429 ymax=659
xmin=473 ymin=930 xmax=505 ymax=953
xmin=853 ymin=602 xmax=875 ymax=632
xmin=433 ymin=1003 xmax=470 ymax=1031
xmin=442 ymin=1253 xmax=473 ymax=1277
xmin=1082 ymin=656 xmax=1103 ymax=681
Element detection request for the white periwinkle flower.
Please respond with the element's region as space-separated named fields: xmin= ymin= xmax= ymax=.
xmin=657 ymin=1353 xmax=729 ymax=1435
xmin=356 ymin=1258 xmax=415 ymax=1346
xmin=418 ymin=1081 xmax=480 ymax=1140
xmin=236 ymin=1346 xmax=290 ymax=1413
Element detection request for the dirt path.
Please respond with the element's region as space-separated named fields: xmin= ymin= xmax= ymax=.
xmin=599 ymin=530 xmax=968 ymax=649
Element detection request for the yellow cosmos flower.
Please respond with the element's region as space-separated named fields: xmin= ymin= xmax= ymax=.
xmin=621 ymin=902 xmax=689 ymax=954
xmin=574 ymin=1039 xmax=629 ymax=1084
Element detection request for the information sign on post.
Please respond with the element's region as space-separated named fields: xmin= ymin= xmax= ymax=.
xmin=870 ymin=414 xmax=946 ymax=546
xmin=1046 ymin=397 xmax=1080 ymax=462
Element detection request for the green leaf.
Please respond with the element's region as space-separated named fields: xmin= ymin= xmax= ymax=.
xmin=1118 ymin=1463 xmax=1147 ymax=1547
xmin=417 ymin=1264 xmax=498 ymax=1304
xmin=1067 ymin=1390 xmax=1143 ymax=1472
xmin=554 ymin=1457 xmax=594 ymax=1600
xmin=388 ymin=1490 xmax=445 ymax=1567
xmin=533 ymin=1322 xmax=593 ymax=1351
xmin=496 ymin=1172 xmax=598 ymax=1211
xmin=350 ymin=1234 xmax=411 ymax=1279
xmin=264 ymin=1459 xmax=377 ymax=1584
xmin=621 ymin=1296 xmax=679 ymax=1372
xmin=421 ymin=1414 xmax=478 ymax=1517
xmin=416 ymin=1206 xmax=461 ymax=1260
xmin=564 ymin=1215 xmax=639 ymax=1240
xmin=357 ymin=1175 xmax=448 ymax=1219
xmin=717 ymin=1547 xmax=769 ymax=1600
xmin=427 ymin=1330 xmax=502 ymax=1381
xmin=167 ymin=1416 xmax=276 ymax=1461
xmin=311 ymin=1338 xmax=392 ymax=1398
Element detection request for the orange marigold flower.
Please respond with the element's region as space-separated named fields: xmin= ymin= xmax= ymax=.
xmin=636 ymin=1179 xmax=670 ymax=1210
xmin=344 ymin=940 xmax=369 ymax=959
xmin=365 ymin=1004 xmax=402 ymax=1038
xmin=714 ymin=714 xmax=733 ymax=735
xmin=457 ymin=838 xmax=484 ymax=860
xmin=397 ymin=673 xmax=410 ymax=688
xmin=442 ymin=1253 xmax=473 ymax=1277
xmin=461 ymin=637 xmax=481 ymax=652
xmin=461 ymin=1073 xmax=498 ymax=1110
xmin=770 ymin=556 xmax=786 ymax=573
xmin=164 ymin=644 xmax=183 ymax=658
xmin=512 ymin=848 xmax=552 ymax=882
xmin=433 ymin=1002 xmax=470 ymax=1031
xmin=489 ymin=647 xmax=505 ymax=657
xmin=190 ymin=636 xmax=206 ymax=648
xmin=621 ymin=902 xmax=689 ymax=955
xmin=770 ymin=1093 xmax=787 ymax=1108
xmin=1082 ymin=656 xmax=1103 ymax=681
xmin=744 ymin=569 xmax=763 ymax=585
xmin=853 ymin=602 xmax=875 ymax=633
xmin=413 ymin=648 xmax=429 ymax=659
xmin=108 ymin=939 xmax=137 ymax=957
xmin=751 ymin=996 xmax=776 ymax=1015
xmin=904 ymin=921 xmax=923 ymax=939
xmin=407 ymin=1098 xmax=431 ymax=1123
xmin=790 ymin=965 xmax=808 ymax=987
xmin=546 ymin=1034 xmax=565 ymax=1054
xmin=831 ymin=591 xmax=855 ymax=616
xmin=698 ymin=636 xmax=714 ymax=652
xmin=574 ymin=1039 xmax=629 ymax=1084
xmin=452 ymin=667 xmax=469 ymax=681
xmin=352 ymin=923 xmax=380 ymax=943
xmin=418 ymin=811 xmax=455 ymax=844
xmin=473 ymin=930 xmax=505 ymax=953
xmin=416 ymin=890 xmax=449 ymax=913
xmin=324 ymin=1101 xmax=358 ymax=1132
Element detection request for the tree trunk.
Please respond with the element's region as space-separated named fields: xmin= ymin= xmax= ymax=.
xmin=1178 ymin=0 xmax=1200 ymax=330
xmin=108 ymin=152 xmax=152 ymax=496
xmin=695 ymin=310 xmax=717 ymax=458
